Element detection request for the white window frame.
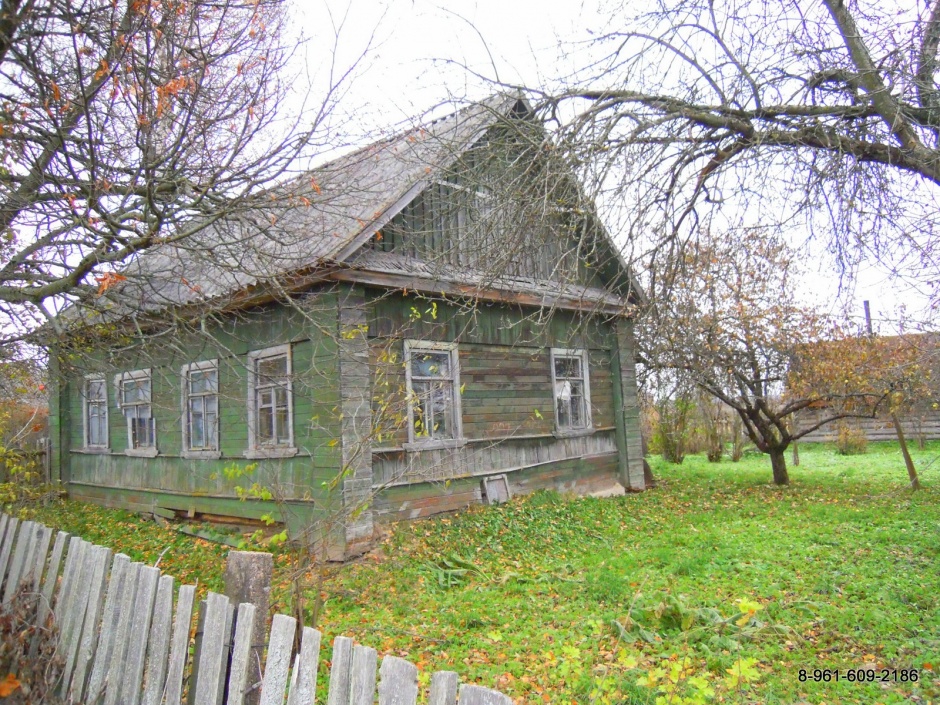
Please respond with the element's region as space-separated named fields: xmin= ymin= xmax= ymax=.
xmin=82 ymin=375 xmax=110 ymax=452
xmin=550 ymin=348 xmax=593 ymax=436
xmin=403 ymin=340 xmax=465 ymax=451
xmin=246 ymin=345 xmax=296 ymax=458
xmin=118 ymin=369 xmax=158 ymax=457
xmin=181 ymin=360 xmax=221 ymax=459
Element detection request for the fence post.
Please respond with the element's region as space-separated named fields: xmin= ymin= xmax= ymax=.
xmin=224 ymin=551 xmax=273 ymax=703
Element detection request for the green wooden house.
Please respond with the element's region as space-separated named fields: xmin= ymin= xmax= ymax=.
xmin=49 ymin=95 xmax=646 ymax=557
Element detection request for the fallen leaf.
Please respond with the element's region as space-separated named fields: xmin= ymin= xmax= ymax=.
xmin=0 ymin=673 xmax=21 ymax=697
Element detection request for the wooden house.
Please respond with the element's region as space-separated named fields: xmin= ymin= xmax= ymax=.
xmin=49 ymin=96 xmax=646 ymax=557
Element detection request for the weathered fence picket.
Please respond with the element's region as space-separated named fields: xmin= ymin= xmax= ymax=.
xmin=141 ymin=574 xmax=175 ymax=705
xmin=39 ymin=530 xmax=67 ymax=621
xmin=378 ymin=656 xmax=419 ymax=705
xmin=259 ymin=613 xmax=295 ymax=705
xmin=67 ymin=544 xmax=111 ymax=699
xmin=327 ymin=635 xmax=355 ymax=705
xmin=0 ymin=517 xmax=18 ymax=590
xmin=164 ymin=583 xmax=196 ymax=705
xmin=194 ymin=592 xmax=230 ymax=705
xmin=226 ymin=602 xmax=256 ymax=705
xmin=0 ymin=513 xmax=513 ymax=705
xmin=3 ymin=519 xmax=33 ymax=604
xmin=85 ymin=552 xmax=129 ymax=704
xmin=429 ymin=671 xmax=460 ymax=705
xmin=349 ymin=644 xmax=378 ymax=705
xmin=287 ymin=626 xmax=320 ymax=705
xmin=105 ymin=561 xmax=142 ymax=705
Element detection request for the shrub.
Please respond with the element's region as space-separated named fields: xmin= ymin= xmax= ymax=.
xmin=730 ymin=415 xmax=749 ymax=462
xmin=0 ymin=587 xmax=65 ymax=703
xmin=699 ymin=394 xmax=726 ymax=462
xmin=653 ymin=396 xmax=693 ymax=464
xmin=835 ymin=423 xmax=868 ymax=455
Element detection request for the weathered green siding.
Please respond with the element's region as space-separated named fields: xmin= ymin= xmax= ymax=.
xmin=370 ymin=295 xmax=612 ymax=348
xmin=57 ymin=289 xmax=346 ymax=529
xmin=367 ymin=290 xmax=627 ymax=509
xmin=53 ymin=281 xmax=643 ymax=551
xmin=369 ymin=295 xmax=617 ymax=444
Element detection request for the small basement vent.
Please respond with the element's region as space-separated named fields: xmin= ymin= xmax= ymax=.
xmin=481 ymin=474 xmax=511 ymax=505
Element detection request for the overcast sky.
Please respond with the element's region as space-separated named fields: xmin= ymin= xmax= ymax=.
xmin=292 ymin=0 xmax=934 ymax=332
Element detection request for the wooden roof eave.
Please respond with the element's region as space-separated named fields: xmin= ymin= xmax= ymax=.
xmin=326 ymin=265 xmax=635 ymax=318
xmin=51 ymin=263 xmax=344 ymax=341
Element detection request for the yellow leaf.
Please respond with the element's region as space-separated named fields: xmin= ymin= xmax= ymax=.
xmin=0 ymin=673 xmax=20 ymax=697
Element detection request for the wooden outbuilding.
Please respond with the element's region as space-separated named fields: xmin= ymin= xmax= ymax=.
xmin=49 ymin=95 xmax=645 ymax=557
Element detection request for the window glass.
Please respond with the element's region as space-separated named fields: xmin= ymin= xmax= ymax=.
xmin=253 ymin=352 xmax=291 ymax=447
xmin=553 ymin=351 xmax=590 ymax=431
xmin=121 ymin=372 xmax=155 ymax=449
xmin=85 ymin=378 xmax=108 ymax=447
xmin=407 ymin=345 xmax=460 ymax=442
xmin=186 ymin=365 xmax=218 ymax=451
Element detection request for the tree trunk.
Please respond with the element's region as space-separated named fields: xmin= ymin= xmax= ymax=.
xmin=891 ymin=412 xmax=921 ymax=490
xmin=792 ymin=441 xmax=800 ymax=467
xmin=769 ymin=448 xmax=789 ymax=485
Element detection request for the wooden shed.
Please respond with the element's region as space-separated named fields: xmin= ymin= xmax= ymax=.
xmin=49 ymin=95 xmax=646 ymax=557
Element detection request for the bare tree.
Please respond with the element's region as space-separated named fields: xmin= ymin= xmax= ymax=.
xmin=530 ymin=0 xmax=940 ymax=304
xmin=0 ymin=0 xmax=358 ymax=342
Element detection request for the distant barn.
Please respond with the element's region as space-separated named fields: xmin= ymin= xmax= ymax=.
xmin=794 ymin=333 xmax=940 ymax=444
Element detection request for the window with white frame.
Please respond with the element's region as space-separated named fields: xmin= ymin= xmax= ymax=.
xmin=247 ymin=346 xmax=294 ymax=453
xmin=405 ymin=341 xmax=462 ymax=444
xmin=551 ymin=349 xmax=592 ymax=432
xmin=183 ymin=361 xmax=219 ymax=454
xmin=120 ymin=369 xmax=155 ymax=451
xmin=83 ymin=377 xmax=108 ymax=449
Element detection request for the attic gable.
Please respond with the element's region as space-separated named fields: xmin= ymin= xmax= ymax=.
xmin=351 ymin=109 xmax=642 ymax=307
xmin=64 ymin=95 xmax=641 ymax=326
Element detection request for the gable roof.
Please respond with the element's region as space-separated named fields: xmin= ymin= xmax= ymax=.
xmin=75 ymin=95 xmax=642 ymax=323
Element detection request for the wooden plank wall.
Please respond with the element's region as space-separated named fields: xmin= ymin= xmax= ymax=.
xmin=369 ymin=295 xmax=616 ymax=444
xmin=368 ymin=293 xmax=628 ymax=515
xmin=373 ymin=432 xmax=619 ymax=487
xmin=0 ymin=513 xmax=511 ymax=704
xmin=374 ymin=450 xmax=620 ymax=522
xmin=338 ymin=287 xmax=375 ymax=553
xmin=795 ymin=408 xmax=940 ymax=443
xmin=58 ymin=292 xmax=345 ymax=527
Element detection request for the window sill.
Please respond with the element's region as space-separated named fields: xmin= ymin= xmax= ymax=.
xmin=125 ymin=447 xmax=159 ymax=458
xmin=553 ymin=427 xmax=595 ymax=439
xmin=403 ymin=439 xmax=467 ymax=452
xmin=75 ymin=447 xmax=111 ymax=455
xmin=182 ymin=450 xmax=222 ymax=460
xmin=244 ymin=447 xmax=298 ymax=459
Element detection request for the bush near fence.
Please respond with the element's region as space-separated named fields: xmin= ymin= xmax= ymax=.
xmin=0 ymin=514 xmax=512 ymax=704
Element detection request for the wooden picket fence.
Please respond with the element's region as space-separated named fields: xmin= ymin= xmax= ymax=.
xmin=0 ymin=514 xmax=513 ymax=705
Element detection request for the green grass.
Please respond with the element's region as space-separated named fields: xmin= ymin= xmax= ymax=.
xmin=20 ymin=441 xmax=940 ymax=703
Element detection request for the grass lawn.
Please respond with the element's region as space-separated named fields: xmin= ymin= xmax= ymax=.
xmin=20 ymin=441 xmax=940 ymax=704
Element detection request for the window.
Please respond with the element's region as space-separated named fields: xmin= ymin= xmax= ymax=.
xmin=551 ymin=349 xmax=592 ymax=433
xmin=247 ymin=345 xmax=295 ymax=457
xmin=404 ymin=341 xmax=463 ymax=448
xmin=182 ymin=361 xmax=219 ymax=457
xmin=83 ymin=377 xmax=109 ymax=449
xmin=119 ymin=369 xmax=156 ymax=455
